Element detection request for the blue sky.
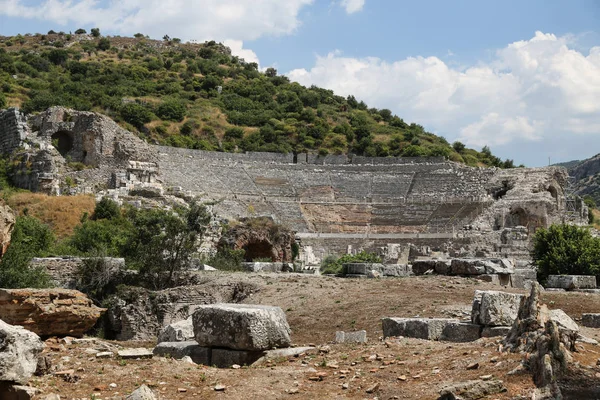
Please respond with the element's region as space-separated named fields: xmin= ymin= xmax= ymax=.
xmin=1 ymin=0 xmax=599 ymax=166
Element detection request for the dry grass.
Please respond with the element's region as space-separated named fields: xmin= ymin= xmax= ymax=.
xmin=6 ymin=192 xmax=95 ymax=238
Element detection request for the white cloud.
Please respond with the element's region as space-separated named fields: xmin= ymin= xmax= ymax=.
xmin=223 ymin=39 xmax=260 ymax=65
xmin=288 ymin=31 xmax=600 ymax=159
xmin=0 ymin=0 xmax=314 ymax=42
xmin=340 ymin=0 xmax=365 ymax=14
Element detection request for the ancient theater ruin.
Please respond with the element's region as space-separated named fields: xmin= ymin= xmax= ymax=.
xmin=0 ymin=107 xmax=589 ymax=270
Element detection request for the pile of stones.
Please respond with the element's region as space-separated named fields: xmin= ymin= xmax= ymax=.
xmin=342 ymin=263 xmax=413 ymax=278
xmin=154 ymin=304 xmax=313 ymax=367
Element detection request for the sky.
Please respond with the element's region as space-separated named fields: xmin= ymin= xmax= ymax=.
xmin=1 ymin=0 xmax=599 ymax=167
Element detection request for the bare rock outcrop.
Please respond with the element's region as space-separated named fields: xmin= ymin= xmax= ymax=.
xmin=0 ymin=319 xmax=43 ymax=384
xmin=0 ymin=288 xmax=105 ymax=337
xmin=503 ymin=282 xmax=578 ymax=398
xmin=0 ymin=204 xmax=15 ymax=257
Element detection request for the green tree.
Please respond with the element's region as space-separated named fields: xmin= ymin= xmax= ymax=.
xmin=532 ymin=224 xmax=600 ymax=283
xmin=92 ymin=198 xmax=121 ymax=220
xmin=74 ymin=28 xmax=87 ymax=34
xmin=90 ymin=28 xmax=100 ymax=37
xmin=97 ymin=38 xmax=111 ymax=51
xmin=0 ymin=216 xmax=53 ymax=288
xmin=125 ymin=202 xmax=211 ymax=289
xmin=320 ymin=251 xmax=382 ymax=274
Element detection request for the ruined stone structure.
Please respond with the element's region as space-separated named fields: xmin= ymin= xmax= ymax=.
xmin=0 ymin=107 xmax=588 ymax=264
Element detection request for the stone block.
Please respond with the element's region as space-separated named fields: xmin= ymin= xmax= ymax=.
xmin=511 ymin=268 xmax=537 ymax=289
xmin=471 ymin=290 xmax=523 ymax=326
xmin=193 ymin=304 xmax=291 ymax=351
xmin=549 ymin=309 xmax=579 ymax=332
xmin=582 ymin=313 xmax=600 ymax=328
xmin=450 ymin=259 xmax=487 ymax=275
xmin=546 ymin=275 xmax=596 ymax=290
xmin=335 ymin=330 xmax=367 ymax=343
xmin=157 ymin=317 xmax=194 ymax=343
xmin=118 ymin=348 xmax=153 ymax=359
xmin=481 ymin=326 xmax=511 ymax=338
xmin=126 ymin=384 xmax=158 ymax=400
xmin=0 ymin=319 xmax=43 ymax=384
xmin=411 ymin=260 xmax=437 ymax=275
xmin=440 ymin=322 xmax=481 ymax=342
xmin=211 ymin=348 xmax=264 ymax=368
xmin=344 ymin=263 xmax=384 ymax=275
xmin=243 ymin=262 xmax=284 ymax=273
xmin=152 ymin=341 xmax=211 ymax=365
xmin=381 ymin=318 xmax=458 ymax=340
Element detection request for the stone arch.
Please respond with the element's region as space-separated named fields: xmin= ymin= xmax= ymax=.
xmin=505 ymin=207 xmax=529 ymax=229
xmin=547 ymin=185 xmax=560 ymax=206
xmin=243 ymin=239 xmax=276 ymax=262
xmin=51 ymin=130 xmax=74 ymax=158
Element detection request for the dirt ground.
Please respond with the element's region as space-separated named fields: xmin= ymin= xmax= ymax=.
xmin=28 ymin=274 xmax=600 ymax=399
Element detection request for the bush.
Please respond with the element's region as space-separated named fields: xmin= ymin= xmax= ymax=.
xmin=120 ymin=103 xmax=153 ymax=128
xmin=0 ymin=92 xmax=6 ymax=109
xmin=156 ymin=99 xmax=186 ymax=121
xmin=97 ymin=38 xmax=111 ymax=51
xmin=92 ymin=198 xmax=121 ymax=220
xmin=204 ymin=248 xmax=246 ymax=271
xmin=320 ymin=251 xmax=381 ymax=274
xmin=90 ymin=28 xmax=100 ymax=37
xmin=0 ymin=216 xmax=53 ymax=288
xmin=532 ymin=224 xmax=600 ymax=283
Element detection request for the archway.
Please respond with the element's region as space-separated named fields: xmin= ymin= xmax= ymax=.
xmin=243 ymin=239 xmax=276 ymax=262
xmin=51 ymin=131 xmax=74 ymax=158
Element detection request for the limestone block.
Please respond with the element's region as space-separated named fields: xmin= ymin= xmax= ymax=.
xmin=0 ymin=288 xmax=105 ymax=337
xmin=253 ymin=347 xmax=316 ymax=366
xmin=0 ymin=320 xmax=43 ymax=384
xmin=546 ymin=275 xmax=596 ymax=290
xmin=118 ymin=348 xmax=153 ymax=359
xmin=157 ymin=317 xmax=194 ymax=343
xmin=411 ymin=260 xmax=438 ymax=275
xmin=440 ymin=322 xmax=481 ymax=342
xmin=481 ymin=326 xmax=511 ymax=338
xmin=243 ymin=262 xmax=284 ymax=273
xmin=344 ymin=263 xmax=384 ymax=275
xmin=193 ymin=304 xmax=291 ymax=351
xmin=581 ymin=313 xmax=600 ymax=328
xmin=549 ymin=309 xmax=579 ymax=332
xmin=381 ymin=318 xmax=458 ymax=340
xmin=152 ymin=341 xmax=210 ymax=365
xmin=511 ymin=268 xmax=537 ymax=289
xmin=211 ymin=348 xmax=264 ymax=368
xmin=471 ymin=290 xmax=523 ymax=326
xmin=335 ymin=330 xmax=367 ymax=343
xmin=450 ymin=259 xmax=487 ymax=275
xmin=439 ymin=379 xmax=506 ymax=400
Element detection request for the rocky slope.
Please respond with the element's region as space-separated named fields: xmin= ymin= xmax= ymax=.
xmin=565 ymin=154 xmax=600 ymax=204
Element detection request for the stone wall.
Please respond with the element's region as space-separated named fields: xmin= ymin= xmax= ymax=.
xmin=0 ymin=108 xmax=30 ymax=155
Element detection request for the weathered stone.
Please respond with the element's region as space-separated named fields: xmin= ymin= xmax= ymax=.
xmin=118 ymin=348 xmax=153 ymax=359
xmin=582 ymin=313 xmax=600 ymax=328
xmin=0 ymin=204 xmax=15 ymax=257
xmin=438 ymin=379 xmax=505 ymax=400
xmin=152 ymin=341 xmax=210 ymax=365
xmin=411 ymin=260 xmax=438 ymax=275
xmin=157 ymin=317 xmax=194 ymax=343
xmin=481 ymin=326 xmax=511 ymax=338
xmin=511 ymin=268 xmax=537 ymax=289
xmin=126 ymin=384 xmax=158 ymax=400
xmin=450 ymin=258 xmax=514 ymax=276
xmin=382 ymin=318 xmax=458 ymax=340
xmin=253 ymin=347 xmax=317 ymax=365
xmin=211 ymin=348 xmax=264 ymax=368
xmin=471 ymin=290 xmax=523 ymax=326
xmin=440 ymin=322 xmax=481 ymax=343
xmin=0 ymin=383 xmax=39 ymax=400
xmin=0 ymin=288 xmax=105 ymax=337
xmin=475 ymin=274 xmax=511 ymax=286
xmin=366 ymin=269 xmax=381 ymax=278
xmin=546 ymin=275 xmax=596 ymax=290
xmin=106 ymin=282 xmax=257 ymax=341
xmin=193 ymin=304 xmax=291 ymax=351
xmin=35 ymin=354 xmax=52 ymax=376
xmin=0 ymin=319 xmax=44 ymax=384
xmin=335 ymin=330 xmax=367 ymax=344
xmin=549 ymin=309 xmax=579 ymax=332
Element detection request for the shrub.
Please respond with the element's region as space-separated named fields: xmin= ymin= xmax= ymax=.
xmin=204 ymin=248 xmax=246 ymax=271
xmin=0 ymin=92 xmax=6 ymax=109
xmin=0 ymin=216 xmax=54 ymax=288
xmin=119 ymin=103 xmax=153 ymax=128
xmin=320 ymin=251 xmax=381 ymax=275
xmin=90 ymin=28 xmax=100 ymax=37
xmin=532 ymin=224 xmax=600 ymax=283
xmin=92 ymin=198 xmax=121 ymax=220
xmin=75 ymin=28 xmax=87 ymax=34
xmin=97 ymin=38 xmax=111 ymax=51
xmin=156 ymin=99 xmax=186 ymax=121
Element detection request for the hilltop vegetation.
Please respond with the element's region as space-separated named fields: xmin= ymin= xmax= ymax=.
xmin=0 ymin=30 xmax=516 ymax=167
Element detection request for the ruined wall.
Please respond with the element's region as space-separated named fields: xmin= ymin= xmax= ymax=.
xmin=0 ymin=108 xmax=30 ymax=155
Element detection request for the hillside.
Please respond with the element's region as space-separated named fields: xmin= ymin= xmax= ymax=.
xmin=0 ymin=30 xmax=516 ymax=167
xmin=567 ymin=153 xmax=600 ymax=204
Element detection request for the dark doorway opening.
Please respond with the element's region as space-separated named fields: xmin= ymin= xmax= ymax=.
xmin=243 ymin=240 xmax=275 ymax=261
xmin=51 ymin=131 xmax=74 ymax=158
